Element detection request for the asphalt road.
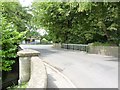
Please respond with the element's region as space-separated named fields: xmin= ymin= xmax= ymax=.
xmin=20 ymin=45 xmax=118 ymax=88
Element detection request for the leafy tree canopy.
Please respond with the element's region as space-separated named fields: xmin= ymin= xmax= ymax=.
xmin=1 ymin=1 xmax=32 ymax=71
xmin=32 ymin=2 xmax=120 ymax=45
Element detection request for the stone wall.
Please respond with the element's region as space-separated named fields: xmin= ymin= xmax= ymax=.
xmin=17 ymin=49 xmax=47 ymax=89
xmin=88 ymin=46 xmax=118 ymax=57
xmin=54 ymin=43 xmax=119 ymax=57
xmin=27 ymin=57 xmax=47 ymax=89
xmin=52 ymin=43 xmax=61 ymax=48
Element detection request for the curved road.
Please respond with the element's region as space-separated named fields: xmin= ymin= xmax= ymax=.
xmin=20 ymin=45 xmax=118 ymax=88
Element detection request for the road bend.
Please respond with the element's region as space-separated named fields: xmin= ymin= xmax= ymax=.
xmin=20 ymin=45 xmax=118 ymax=88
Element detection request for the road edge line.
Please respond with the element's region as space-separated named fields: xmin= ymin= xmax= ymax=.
xmin=43 ymin=61 xmax=77 ymax=88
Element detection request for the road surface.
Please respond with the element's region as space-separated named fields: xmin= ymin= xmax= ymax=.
xmin=20 ymin=45 xmax=118 ymax=88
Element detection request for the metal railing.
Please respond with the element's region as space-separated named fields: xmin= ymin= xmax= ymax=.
xmin=61 ymin=44 xmax=89 ymax=52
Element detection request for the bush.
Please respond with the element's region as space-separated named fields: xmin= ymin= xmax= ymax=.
xmin=0 ymin=17 xmax=25 ymax=71
xmin=91 ymin=42 xmax=117 ymax=46
xmin=7 ymin=82 xmax=28 ymax=90
xmin=41 ymin=38 xmax=49 ymax=44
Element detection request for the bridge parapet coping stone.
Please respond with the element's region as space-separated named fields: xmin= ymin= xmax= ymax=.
xmin=17 ymin=49 xmax=40 ymax=57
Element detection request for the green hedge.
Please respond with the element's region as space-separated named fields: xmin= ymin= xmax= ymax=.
xmin=0 ymin=17 xmax=25 ymax=71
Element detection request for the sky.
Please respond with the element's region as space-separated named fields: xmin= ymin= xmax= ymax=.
xmin=18 ymin=0 xmax=48 ymax=36
xmin=37 ymin=29 xmax=48 ymax=36
xmin=19 ymin=0 xmax=33 ymax=7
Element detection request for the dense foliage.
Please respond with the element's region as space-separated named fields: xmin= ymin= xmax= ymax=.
xmin=32 ymin=2 xmax=120 ymax=46
xmin=1 ymin=1 xmax=120 ymax=71
xmin=25 ymin=30 xmax=40 ymax=39
xmin=1 ymin=2 xmax=31 ymax=71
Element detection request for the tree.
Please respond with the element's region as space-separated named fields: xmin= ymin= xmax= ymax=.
xmin=25 ymin=30 xmax=40 ymax=39
xmin=1 ymin=2 xmax=32 ymax=71
xmin=31 ymin=2 xmax=119 ymax=45
xmin=90 ymin=2 xmax=119 ymax=45
xmin=2 ymin=2 xmax=32 ymax=32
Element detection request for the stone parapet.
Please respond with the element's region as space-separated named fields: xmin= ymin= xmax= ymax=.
xmin=27 ymin=57 xmax=47 ymax=89
xmin=17 ymin=49 xmax=47 ymax=88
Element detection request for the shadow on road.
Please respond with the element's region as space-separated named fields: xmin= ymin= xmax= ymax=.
xmin=105 ymin=59 xmax=118 ymax=62
xmin=32 ymin=48 xmax=60 ymax=57
xmin=47 ymin=74 xmax=58 ymax=88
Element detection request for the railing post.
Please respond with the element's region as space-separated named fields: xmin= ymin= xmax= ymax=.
xmin=67 ymin=44 xmax=68 ymax=49
xmin=17 ymin=49 xmax=40 ymax=84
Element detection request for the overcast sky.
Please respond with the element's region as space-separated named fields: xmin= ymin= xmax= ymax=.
xmin=18 ymin=0 xmax=48 ymax=36
xmin=19 ymin=0 xmax=33 ymax=7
